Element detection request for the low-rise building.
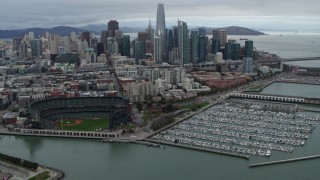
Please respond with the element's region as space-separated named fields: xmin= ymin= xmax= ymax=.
xmin=115 ymin=65 xmax=138 ymax=77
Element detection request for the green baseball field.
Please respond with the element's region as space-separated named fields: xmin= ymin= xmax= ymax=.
xmin=56 ymin=117 xmax=110 ymax=131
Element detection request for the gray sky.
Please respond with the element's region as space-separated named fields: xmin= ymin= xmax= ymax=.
xmin=1 ymin=0 xmax=320 ymax=31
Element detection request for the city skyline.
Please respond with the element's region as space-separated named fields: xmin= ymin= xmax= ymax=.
xmin=0 ymin=0 xmax=319 ymax=31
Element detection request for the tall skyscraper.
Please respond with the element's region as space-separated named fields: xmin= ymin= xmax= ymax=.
xmin=96 ymin=43 xmax=105 ymax=56
xmin=243 ymin=57 xmax=253 ymax=74
xmin=31 ymin=39 xmax=42 ymax=58
xmin=213 ymin=29 xmax=227 ymax=47
xmin=166 ymin=29 xmax=174 ymax=53
xmin=156 ymin=3 xmax=166 ymax=55
xmin=190 ymin=31 xmax=199 ymax=64
xmin=138 ymin=32 xmax=150 ymax=42
xmin=70 ymin=32 xmax=77 ymax=42
xmin=173 ymin=26 xmax=179 ymax=48
xmin=122 ymin=35 xmax=130 ymax=57
xmin=108 ymin=20 xmax=119 ymax=37
xmin=211 ymin=38 xmax=220 ymax=55
xmin=107 ymin=37 xmax=115 ymax=54
xmin=146 ymin=20 xmax=154 ymax=42
xmin=80 ymin=32 xmax=91 ymax=46
xmin=154 ymin=35 xmax=162 ymax=63
xmin=198 ymin=28 xmax=207 ymax=37
xmin=115 ymin=30 xmax=123 ymax=39
xmin=12 ymin=38 xmax=22 ymax=52
xmin=199 ymin=36 xmax=207 ymax=63
xmin=178 ymin=20 xmax=190 ymax=64
xmin=100 ymin=30 xmax=108 ymax=52
xmin=232 ymin=43 xmax=240 ymax=60
xmin=245 ymin=40 xmax=254 ymax=58
xmin=135 ymin=41 xmax=146 ymax=64
xmin=224 ymin=42 xmax=233 ymax=60
xmin=20 ymin=42 xmax=29 ymax=59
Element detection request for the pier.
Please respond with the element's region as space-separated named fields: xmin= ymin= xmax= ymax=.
xmin=147 ymin=139 xmax=249 ymax=159
xmin=102 ymin=138 xmax=161 ymax=148
xmin=230 ymin=92 xmax=305 ymax=103
xmin=250 ymin=155 xmax=320 ymax=168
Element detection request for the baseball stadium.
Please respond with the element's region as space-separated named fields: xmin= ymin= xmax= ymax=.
xmin=30 ymin=97 xmax=131 ymax=131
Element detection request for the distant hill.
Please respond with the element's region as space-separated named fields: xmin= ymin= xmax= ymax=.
xmin=120 ymin=27 xmax=145 ymax=33
xmin=0 ymin=25 xmax=264 ymax=39
xmin=79 ymin=24 xmax=145 ymax=33
xmin=79 ymin=24 xmax=107 ymax=32
xmin=0 ymin=26 xmax=95 ymax=38
xmin=206 ymin=26 xmax=265 ymax=35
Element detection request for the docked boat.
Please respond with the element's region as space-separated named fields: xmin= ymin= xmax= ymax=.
xmin=266 ymin=150 xmax=271 ymax=157
xmin=240 ymin=38 xmax=248 ymax=40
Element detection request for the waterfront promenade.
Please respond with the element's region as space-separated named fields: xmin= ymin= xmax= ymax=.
xmin=0 ymin=127 xmax=119 ymax=139
xmin=0 ymin=160 xmax=64 ymax=180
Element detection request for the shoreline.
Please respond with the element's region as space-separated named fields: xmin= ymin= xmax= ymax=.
xmin=0 ymin=155 xmax=64 ymax=180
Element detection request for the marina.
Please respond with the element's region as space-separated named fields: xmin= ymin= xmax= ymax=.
xmin=151 ymin=102 xmax=320 ymax=157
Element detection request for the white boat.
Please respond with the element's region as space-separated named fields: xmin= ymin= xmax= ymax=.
xmin=266 ymin=150 xmax=271 ymax=157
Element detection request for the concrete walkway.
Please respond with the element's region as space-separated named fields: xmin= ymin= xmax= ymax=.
xmin=0 ymin=161 xmax=62 ymax=180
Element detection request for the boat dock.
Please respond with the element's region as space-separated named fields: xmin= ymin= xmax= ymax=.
xmin=147 ymin=139 xmax=249 ymax=159
xmin=102 ymin=138 xmax=160 ymax=148
xmin=249 ymin=155 xmax=320 ymax=168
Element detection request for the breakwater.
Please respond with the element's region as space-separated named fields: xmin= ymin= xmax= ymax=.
xmin=250 ymin=155 xmax=320 ymax=168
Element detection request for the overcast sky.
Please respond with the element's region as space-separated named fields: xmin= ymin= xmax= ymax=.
xmin=1 ymin=0 xmax=320 ymax=31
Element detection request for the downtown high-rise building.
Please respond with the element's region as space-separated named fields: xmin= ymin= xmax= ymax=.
xmin=108 ymin=20 xmax=119 ymax=37
xmin=190 ymin=31 xmax=199 ymax=64
xmin=156 ymin=3 xmax=166 ymax=56
xmin=198 ymin=28 xmax=207 ymax=37
xmin=166 ymin=29 xmax=174 ymax=53
xmin=224 ymin=42 xmax=233 ymax=60
xmin=80 ymin=32 xmax=91 ymax=46
xmin=213 ymin=29 xmax=227 ymax=47
xmin=30 ymin=39 xmax=42 ymax=58
xmin=154 ymin=35 xmax=162 ymax=63
xmin=245 ymin=40 xmax=254 ymax=58
xmin=19 ymin=42 xmax=29 ymax=59
xmin=232 ymin=43 xmax=240 ymax=60
xmin=199 ymin=36 xmax=207 ymax=63
xmin=211 ymin=38 xmax=220 ymax=55
xmin=146 ymin=20 xmax=154 ymax=42
xmin=178 ymin=20 xmax=190 ymax=64
xmin=122 ymin=35 xmax=130 ymax=57
xmin=134 ymin=41 xmax=146 ymax=64
xmin=12 ymin=38 xmax=22 ymax=52
xmin=96 ymin=42 xmax=105 ymax=56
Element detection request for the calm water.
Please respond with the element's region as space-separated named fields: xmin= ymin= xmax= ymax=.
xmin=229 ymin=34 xmax=320 ymax=58
xmin=1 ymin=82 xmax=320 ymax=179
xmin=284 ymin=60 xmax=320 ymax=68
xmin=261 ymin=82 xmax=320 ymax=98
xmin=1 ymin=131 xmax=320 ymax=180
